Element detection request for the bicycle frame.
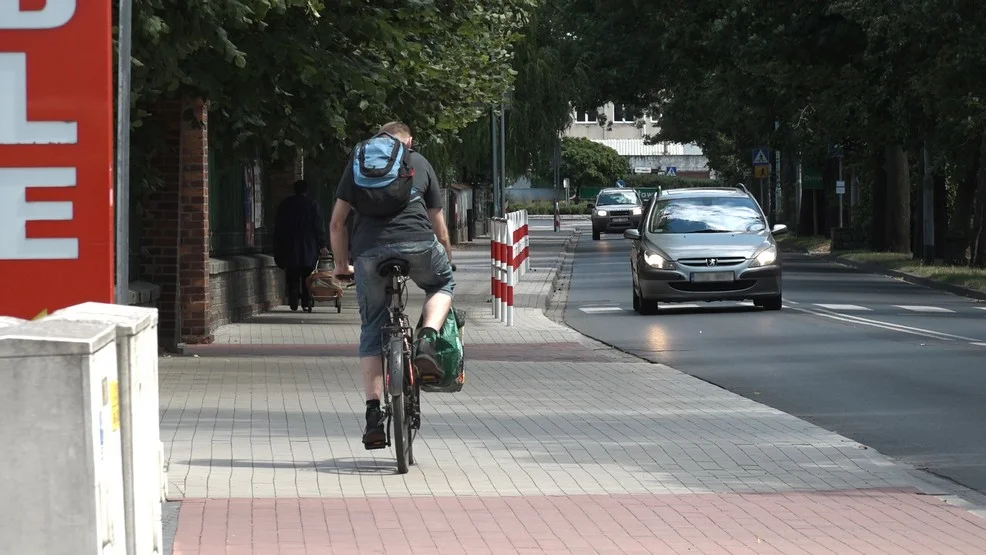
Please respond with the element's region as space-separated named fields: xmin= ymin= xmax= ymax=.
xmin=378 ymin=265 xmax=421 ymax=467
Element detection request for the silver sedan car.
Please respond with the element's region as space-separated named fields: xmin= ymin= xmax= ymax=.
xmin=623 ymin=186 xmax=788 ymax=314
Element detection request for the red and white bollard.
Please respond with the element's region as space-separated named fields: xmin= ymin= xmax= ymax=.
xmin=491 ymin=212 xmax=529 ymax=326
xmin=520 ymin=209 xmax=530 ymax=275
xmin=490 ymin=219 xmax=500 ymax=319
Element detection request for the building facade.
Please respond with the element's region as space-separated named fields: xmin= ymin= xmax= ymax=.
xmin=565 ymin=103 xmax=713 ymax=179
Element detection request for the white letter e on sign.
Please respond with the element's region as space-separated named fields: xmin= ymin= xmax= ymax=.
xmin=0 ymin=0 xmax=76 ymax=30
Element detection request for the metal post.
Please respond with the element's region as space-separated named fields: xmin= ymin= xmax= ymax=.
xmin=115 ymin=0 xmax=134 ymax=305
xmin=490 ymin=108 xmax=499 ymax=217
xmin=499 ymin=104 xmax=507 ymax=217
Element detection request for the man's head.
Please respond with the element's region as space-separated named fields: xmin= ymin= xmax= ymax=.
xmin=293 ymin=179 xmax=309 ymax=195
xmin=378 ymin=121 xmax=412 ymax=147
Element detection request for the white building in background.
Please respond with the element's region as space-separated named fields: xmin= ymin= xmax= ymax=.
xmin=565 ymin=103 xmax=713 ymax=179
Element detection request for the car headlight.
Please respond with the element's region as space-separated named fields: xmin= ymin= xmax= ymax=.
xmin=643 ymin=251 xmax=668 ymax=269
xmin=596 ymin=210 xmax=607 ymax=217
xmin=750 ymin=244 xmax=778 ymax=267
xmin=632 ymin=207 xmax=642 ymax=216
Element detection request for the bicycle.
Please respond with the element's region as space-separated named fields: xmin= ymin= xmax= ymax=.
xmin=335 ymin=261 xmax=456 ymax=474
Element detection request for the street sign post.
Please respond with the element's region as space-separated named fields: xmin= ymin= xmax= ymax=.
xmin=752 ymin=148 xmax=771 ymax=215
xmin=0 ymin=2 xmax=115 ymax=319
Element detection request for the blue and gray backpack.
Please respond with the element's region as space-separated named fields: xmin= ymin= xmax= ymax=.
xmin=350 ymin=132 xmax=415 ymax=218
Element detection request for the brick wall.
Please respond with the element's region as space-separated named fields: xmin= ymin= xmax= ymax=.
xmin=209 ymin=255 xmax=284 ymax=329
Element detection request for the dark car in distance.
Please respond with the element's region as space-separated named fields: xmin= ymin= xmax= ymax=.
xmin=589 ymin=188 xmax=643 ymax=240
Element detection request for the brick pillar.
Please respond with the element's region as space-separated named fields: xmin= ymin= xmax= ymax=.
xmin=178 ymin=97 xmax=212 ymax=344
xmin=140 ymin=98 xmax=182 ymax=350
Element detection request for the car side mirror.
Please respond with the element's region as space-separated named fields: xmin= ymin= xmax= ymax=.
xmin=771 ymin=224 xmax=789 ymax=235
xmin=623 ymin=229 xmax=641 ymax=240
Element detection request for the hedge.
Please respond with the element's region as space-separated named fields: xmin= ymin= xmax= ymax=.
xmin=506 ymin=201 xmax=591 ymax=215
xmin=622 ymin=174 xmax=722 ymax=189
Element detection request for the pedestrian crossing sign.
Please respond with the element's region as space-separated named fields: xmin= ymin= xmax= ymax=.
xmin=754 ymin=165 xmax=769 ymax=178
xmin=665 ymin=167 xmax=677 ymax=177
xmin=752 ymin=148 xmax=769 ymax=165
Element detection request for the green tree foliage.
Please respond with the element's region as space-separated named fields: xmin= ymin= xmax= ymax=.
xmin=553 ymin=0 xmax=986 ymax=264
xmin=127 ymin=0 xmax=537 ymax=185
xmin=559 ymin=137 xmax=629 ymax=192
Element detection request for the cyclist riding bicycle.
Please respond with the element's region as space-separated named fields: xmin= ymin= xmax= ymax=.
xmin=328 ymin=121 xmax=455 ymax=449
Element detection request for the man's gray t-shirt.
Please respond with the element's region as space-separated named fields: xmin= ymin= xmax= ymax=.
xmin=336 ymin=150 xmax=443 ymax=259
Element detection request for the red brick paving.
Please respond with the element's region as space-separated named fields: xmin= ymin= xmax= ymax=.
xmin=172 ymin=490 xmax=986 ymax=554
xmin=184 ymin=341 xmax=609 ymax=362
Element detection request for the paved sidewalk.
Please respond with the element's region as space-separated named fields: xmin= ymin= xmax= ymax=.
xmin=161 ymin=232 xmax=986 ymax=554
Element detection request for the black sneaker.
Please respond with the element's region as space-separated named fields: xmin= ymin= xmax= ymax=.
xmin=363 ymin=405 xmax=386 ymax=449
xmin=414 ymin=328 xmax=443 ymax=384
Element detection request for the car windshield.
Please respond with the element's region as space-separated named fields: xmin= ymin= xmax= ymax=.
xmin=596 ymin=191 xmax=638 ymax=205
xmin=648 ymin=196 xmax=766 ymax=234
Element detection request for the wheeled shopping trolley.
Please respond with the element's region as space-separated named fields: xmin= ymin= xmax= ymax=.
xmin=305 ymin=256 xmax=346 ymax=313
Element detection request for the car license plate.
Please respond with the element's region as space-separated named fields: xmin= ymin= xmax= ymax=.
xmin=691 ymin=271 xmax=734 ymax=282
xmin=612 ymin=217 xmax=629 ymax=223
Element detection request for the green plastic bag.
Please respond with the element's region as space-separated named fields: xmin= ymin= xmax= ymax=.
xmin=417 ymin=308 xmax=465 ymax=393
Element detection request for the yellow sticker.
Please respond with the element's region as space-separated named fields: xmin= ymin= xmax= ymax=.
xmin=109 ymin=380 xmax=120 ymax=432
xmin=32 ymin=309 xmax=48 ymax=320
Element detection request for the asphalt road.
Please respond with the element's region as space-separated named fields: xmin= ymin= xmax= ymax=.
xmin=563 ymin=229 xmax=986 ymax=494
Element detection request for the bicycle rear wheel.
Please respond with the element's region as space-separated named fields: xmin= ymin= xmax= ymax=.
xmin=387 ymin=335 xmax=411 ymax=474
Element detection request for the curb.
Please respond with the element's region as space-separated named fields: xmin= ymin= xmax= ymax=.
xmin=824 ymin=254 xmax=986 ymax=303
xmin=545 ymin=230 xmax=582 ymax=312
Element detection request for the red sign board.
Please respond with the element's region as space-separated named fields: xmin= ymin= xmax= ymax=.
xmin=0 ymin=2 xmax=115 ymax=319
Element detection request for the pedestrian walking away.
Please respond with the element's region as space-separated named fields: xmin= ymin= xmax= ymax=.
xmin=273 ymin=179 xmax=329 ymax=312
xmin=328 ymin=121 xmax=456 ymax=450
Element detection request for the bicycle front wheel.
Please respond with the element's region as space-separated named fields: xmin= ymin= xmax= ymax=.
xmin=387 ymin=335 xmax=411 ymax=474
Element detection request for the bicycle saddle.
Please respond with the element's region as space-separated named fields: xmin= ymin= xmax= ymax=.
xmin=377 ymin=258 xmax=410 ymax=278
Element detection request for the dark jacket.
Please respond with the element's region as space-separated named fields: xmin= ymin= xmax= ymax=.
xmin=273 ymin=193 xmax=327 ymax=270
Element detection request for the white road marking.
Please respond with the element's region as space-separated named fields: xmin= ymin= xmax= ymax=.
xmin=972 ymin=342 xmax=986 ymax=347
xmin=793 ymin=305 xmax=979 ymax=342
xmin=975 ymin=307 xmax=986 ymax=311
xmin=579 ymin=306 xmax=625 ymax=314
xmin=814 ymin=304 xmax=871 ymax=311
xmin=893 ymin=305 xmax=954 ymax=313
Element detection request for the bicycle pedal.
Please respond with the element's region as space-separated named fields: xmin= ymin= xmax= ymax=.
xmin=363 ymin=440 xmax=388 ymax=450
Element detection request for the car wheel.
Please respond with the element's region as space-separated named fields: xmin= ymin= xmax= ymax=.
xmin=592 ymin=229 xmax=601 ymax=241
xmin=761 ymin=294 xmax=782 ymax=311
xmin=634 ymin=284 xmax=658 ymax=315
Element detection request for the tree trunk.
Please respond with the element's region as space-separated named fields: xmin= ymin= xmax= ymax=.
xmin=920 ymin=143 xmax=934 ymax=264
xmin=884 ymin=145 xmax=911 ymax=253
xmin=780 ymin=151 xmax=798 ymax=228
xmin=870 ymin=148 xmax=888 ymax=250
xmin=971 ymin=133 xmax=986 ymax=267
xmin=934 ymin=171 xmax=947 ymax=259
